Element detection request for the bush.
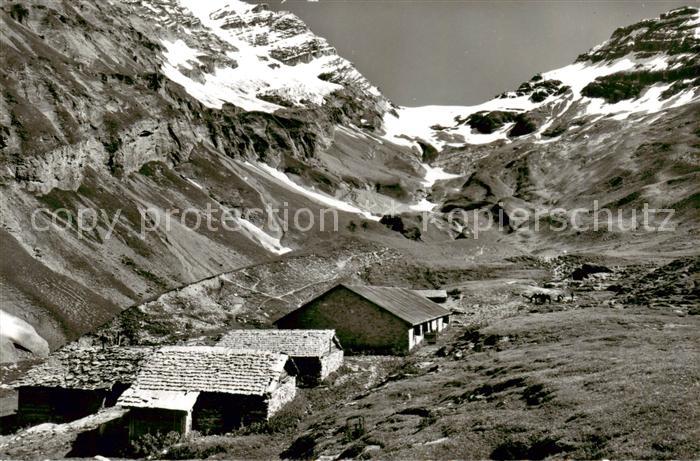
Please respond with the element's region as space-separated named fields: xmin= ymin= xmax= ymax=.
xmin=163 ymin=436 xmax=230 ymax=460
xmin=130 ymin=431 xmax=184 ymax=458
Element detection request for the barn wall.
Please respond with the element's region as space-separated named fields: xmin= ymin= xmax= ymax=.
xmin=193 ymin=393 xmax=267 ymax=434
xmin=290 ymin=349 xmax=343 ymax=386
xmin=127 ymin=408 xmax=188 ymax=441
xmin=320 ymin=349 xmax=344 ymax=379
xmin=17 ymin=386 xmax=107 ymax=425
xmin=277 ymin=287 xmax=410 ymax=354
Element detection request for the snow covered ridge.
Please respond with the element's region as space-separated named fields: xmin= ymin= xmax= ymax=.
xmin=383 ymin=53 xmax=699 ymax=150
xmin=126 ymin=0 xmax=383 ymax=113
xmin=576 ymin=6 xmax=700 ymax=63
xmin=382 ymin=7 xmax=699 ymax=151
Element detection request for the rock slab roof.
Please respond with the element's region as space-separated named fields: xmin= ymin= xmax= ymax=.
xmin=120 ymin=346 xmax=289 ymax=398
xmin=217 ymin=329 xmax=340 ymax=357
xmin=14 ymin=346 xmax=154 ymax=390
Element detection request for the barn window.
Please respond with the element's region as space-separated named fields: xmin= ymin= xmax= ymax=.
xmin=443 ymin=315 xmax=450 ymax=324
xmin=413 ymin=325 xmax=421 ymax=336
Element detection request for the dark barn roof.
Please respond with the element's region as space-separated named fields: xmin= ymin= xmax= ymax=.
xmin=341 ymin=285 xmax=450 ymax=325
xmin=276 ymin=284 xmax=450 ymax=327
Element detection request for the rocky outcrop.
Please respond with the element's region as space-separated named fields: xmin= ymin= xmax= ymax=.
xmin=617 ymin=257 xmax=700 ymax=308
xmin=576 ymin=6 xmax=700 ymax=63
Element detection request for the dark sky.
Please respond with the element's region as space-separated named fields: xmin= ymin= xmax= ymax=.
xmin=266 ymin=0 xmax=692 ymax=106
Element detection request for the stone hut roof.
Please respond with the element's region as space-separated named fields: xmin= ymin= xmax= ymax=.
xmin=341 ymin=285 xmax=450 ymax=325
xmin=14 ymin=346 xmax=153 ymax=390
xmin=217 ymin=329 xmax=341 ymax=357
xmin=118 ymin=389 xmax=201 ymax=411
xmin=118 ymin=346 xmax=289 ymax=404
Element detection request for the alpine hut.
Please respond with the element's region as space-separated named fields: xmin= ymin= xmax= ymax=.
xmin=274 ymin=284 xmax=451 ymax=354
xmin=14 ymin=346 xmax=152 ymax=426
xmin=217 ymin=329 xmax=343 ymax=386
xmin=117 ymin=346 xmax=295 ymax=439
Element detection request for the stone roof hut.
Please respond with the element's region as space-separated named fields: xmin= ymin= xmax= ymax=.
xmin=217 ymin=329 xmax=343 ymax=386
xmin=275 ymin=284 xmax=451 ymax=354
xmin=14 ymin=346 xmax=153 ymax=425
xmin=117 ymin=346 xmax=296 ymax=438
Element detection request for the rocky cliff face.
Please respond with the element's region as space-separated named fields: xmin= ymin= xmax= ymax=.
xmin=0 ymin=0 xmax=391 ymax=192
xmin=0 ymin=1 xmax=698 ymax=359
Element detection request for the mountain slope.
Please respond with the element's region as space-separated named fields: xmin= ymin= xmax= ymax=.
xmin=0 ymin=0 xmax=401 ymax=354
xmin=0 ymin=1 xmax=698 ymax=359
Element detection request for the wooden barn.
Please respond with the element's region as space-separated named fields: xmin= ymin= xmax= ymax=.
xmin=217 ymin=329 xmax=343 ymax=386
xmin=117 ymin=346 xmax=296 ymax=439
xmin=274 ymin=284 xmax=451 ymax=354
xmin=13 ymin=346 xmax=152 ymax=426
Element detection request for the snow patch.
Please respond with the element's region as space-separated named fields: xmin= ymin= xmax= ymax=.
xmin=242 ymin=161 xmax=381 ymax=221
xmin=335 ymin=124 xmax=366 ymax=141
xmin=584 ymin=84 xmax=699 ymax=120
xmin=161 ymin=39 xmax=201 ymax=70
xmin=0 ymin=309 xmax=50 ymax=358
xmin=421 ymin=164 xmax=461 ymax=187
xmin=409 ymin=198 xmax=439 ymax=212
xmin=237 ymin=217 xmax=292 ymax=255
xmin=382 ymin=99 xmax=534 ymax=150
xmin=543 ymin=57 xmax=637 ymax=96
xmin=186 ymin=178 xmax=203 ymax=189
xmin=385 ymin=51 xmax=698 ymax=151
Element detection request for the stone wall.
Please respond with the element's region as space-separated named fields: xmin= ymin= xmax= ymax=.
xmin=277 ymin=286 xmax=411 ymax=354
xmin=267 ymin=375 xmax=297 ymax=418
xmin=321 ymin=349 xmax=344 ymax=378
